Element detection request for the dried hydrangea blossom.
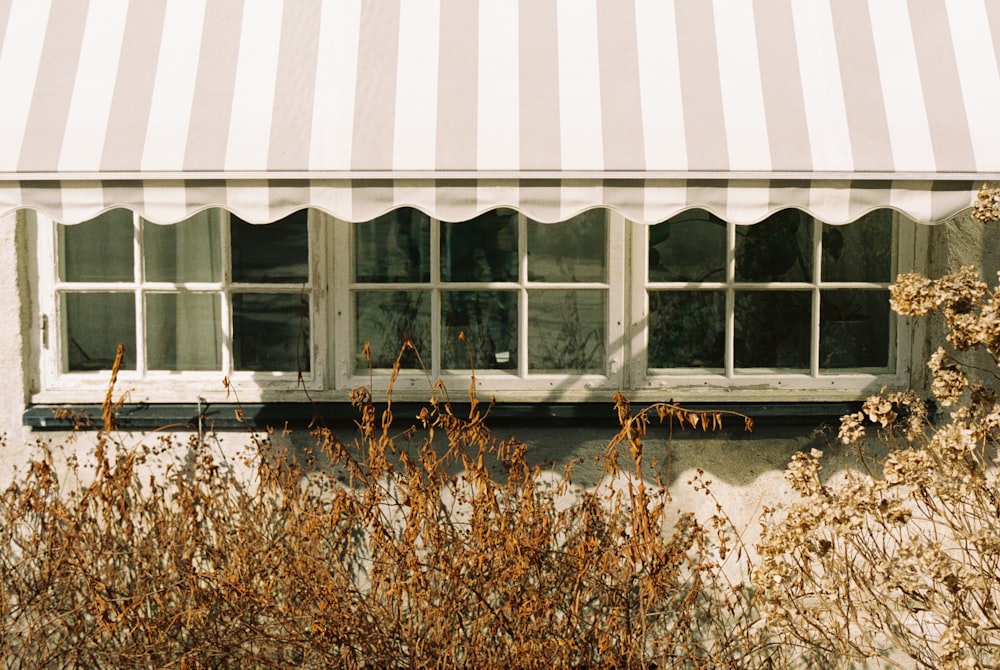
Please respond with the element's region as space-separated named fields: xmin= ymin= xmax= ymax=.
xmin=784 ymin=449 xmax=825 ymax=496
xmin=758 ymin=264 xmax=1000 ymax=668
xmin=928 ymin=347 xmax=968 ymax=406
xmin=889 ymin=389 xmax=929 ymax=439
xmin=838 ymin=389 xmax=927 ymax=445
xmin=972 ymin=184 xmax=1000 ymax=223
xmin=937 ymin=266 xmax=989 ymax=313
xmin=890 ymin=272 xmax=940 ymax=316
xmin=838 ymin=410 xmax=866 ymax=445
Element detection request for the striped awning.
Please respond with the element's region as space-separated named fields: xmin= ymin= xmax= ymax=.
xmin=1 ymin=0 xmax=999 ymax=225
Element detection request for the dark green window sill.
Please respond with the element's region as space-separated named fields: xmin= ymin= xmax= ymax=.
xmin=23 ymin=401 xmax=862 ymax=431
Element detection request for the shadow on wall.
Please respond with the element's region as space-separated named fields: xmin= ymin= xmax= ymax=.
xmin=269 ymin=407 xmax=871 ymax=492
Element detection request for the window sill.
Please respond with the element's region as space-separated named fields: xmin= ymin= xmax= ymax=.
xmin=23 ymin=401 xmax=863 ymax=431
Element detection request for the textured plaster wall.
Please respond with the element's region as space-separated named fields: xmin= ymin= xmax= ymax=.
xmin=925 ymin=212 xmax=1000 ymax=388
xmin=0 ymin=211 xmax=36 ymax=488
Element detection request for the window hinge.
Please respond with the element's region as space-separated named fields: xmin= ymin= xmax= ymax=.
xmin=41 ymin=314 xmax=48 ymax=349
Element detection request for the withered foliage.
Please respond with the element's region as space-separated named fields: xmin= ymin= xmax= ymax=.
xmin=758 ymin=263 xmax=1000 ymax=670
xmin=0 ymin=343 xmax=767 ymax=669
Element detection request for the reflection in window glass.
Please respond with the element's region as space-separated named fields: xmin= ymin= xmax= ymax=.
xmin=231 ymin=210 xmax=309 ymax=283
xmin=734 ymin=291 xmax=811 ymax=369
xmin=64 ymin=292 xmax=135 ymax=371
xmin=735 ymin=210 xmax=811 ymax=282
xmin=648 ymin=291 xmax=725 ymax=369
xmin=60 ymin=209 xmax=134 ymax=282
xmin=441 ymin=210 xmax=518 ymax=282
xmin=442 ymin=291 xmax=517 ymax=370
xmin=146 ymin=293 xmax=221 ymax=370
xmin=528 ymin=210 xmax=606 ymax=282
xmin=232 ymin=293 xmax=310 ymax=372
xmin=144 ymin=212 xmax=221 ymax=283
xmin=528 ymin=290 xmax=605 ymax=373
xmin=649 ymin=211 xmax=726 ymax=283
xmin=354 ymin=208 xmax=431 ymax=283
xmin=821 ymin=211 xmax=893 ymax=282
xmin=355 ymin=290 xmax=430 ymax=369
xmin=820 ymin=290 xmax=890 ymax=368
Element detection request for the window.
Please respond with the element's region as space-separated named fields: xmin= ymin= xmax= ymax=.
xmin=634 ymin=208 xmax=920 ymax=400
xmin=40 ymin=209 xmax=319 ymax=398
xmin=34 ymin=206 xmax=920 ymax=403
xmin=332 ymin=208 xmax=624 ymax=399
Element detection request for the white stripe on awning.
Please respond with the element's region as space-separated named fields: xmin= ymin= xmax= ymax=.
xmin=0 ymin=0 xmax=998 ymax=224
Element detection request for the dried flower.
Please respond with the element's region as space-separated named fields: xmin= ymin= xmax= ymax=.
xmin=928 ymin=347 xmax=968 ymax=406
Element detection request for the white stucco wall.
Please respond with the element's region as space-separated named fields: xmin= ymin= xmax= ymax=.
xmin=0 ymin=212 xmax=37 ymax=487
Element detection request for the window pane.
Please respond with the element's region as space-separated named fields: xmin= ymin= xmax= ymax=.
xmin=232 ymin=293 xmax=310 ymax=372
xmin=146 ymin=293 xmax=221 ymax=370
xmin=441 ymin=210 xmax=518 ymax=282
xmin=734 ymin=291 xmax=810 ymax=368
xmin=528 ymin=210 xmax=606 ymax=282
xmin=63 ymin=292 xmax=135 ymax=371
xmin=821 ymin=210 xmax=893 ymax=283
xmin=231 ymin=210 xmax=309 ymax=283
xmin=144 ymin=212 xmax=221 ymax=283
xmin=355 ymin=290 xmax=431 ymax=369
xmin=648 ymin=291 xmax=725 ymax=369
xmin=821 ymin=290 xmax=891 ymax=368
xmin=528 ymin=290 xmax=605 ymax=373
xmin=59 ymin=209 xmax=134 ymax=282
xmin=649 ymin=210 xmax=726 ymax=282
xmin=354 ymin=208 xmax=431 ymax=283
xmin=442 ymin=291 xmax=518 ymax=370
xmin=735 ymin=210 xmax=811 ymax=282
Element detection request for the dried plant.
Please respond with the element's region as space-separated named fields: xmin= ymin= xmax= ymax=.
xmin=0 ymin=339 xmax=769 ymax=668
xmin=756 ymin=265 xmax=1000 ymax=669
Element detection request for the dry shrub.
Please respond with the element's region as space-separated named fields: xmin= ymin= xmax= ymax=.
xmin=0 ymin=342 xmax=769 ymax=669
xmin=756 ymin=262 xmax=1000 ymax=669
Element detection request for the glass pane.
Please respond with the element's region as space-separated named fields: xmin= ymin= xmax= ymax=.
xmin=231 ymin=210 xmax=309 ymax=283
xmin=648 ymin=291 xmax=725 ymax=369
xmin=442 ymin=291 xmax=518 ymax=370
xmin=59 ymin=209 xmax=134 ymax=282
xmin=354 ymin=207 xmax=431 ymax=283
xmin=63 ymin=292 xmax=135 ymax=371
xmin=441 ymin=209 xmax=518 ymax=282
xmin=821 ymin=210 xmax=893 ymax=282
xmin=734 ymin=291 xmax=810 ymax=369
xmin=821 ymin=290 xmax=891 ymax=368
xmin=528 ymin=290 xmax=605 ymax=373
xmin=146 ymin=293 xmax=221 ymax=370
xmin=735 ymin=210 xmax=811 ymax=282
xmin=527 ymin=210 xmax=606 ymax=282
xmin=355 ymin=290 xmax=431 ymax=369
xmin=232 ymin=293 xmax=310 ymax=372
xmin=649 ymin=210 xmax=727 ymax=283
xmin=144 ymin=211 xmax=221 ymax=282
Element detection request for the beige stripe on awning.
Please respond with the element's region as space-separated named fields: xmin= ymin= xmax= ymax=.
xmin=0 ymin=0 xmax=997 ymax=224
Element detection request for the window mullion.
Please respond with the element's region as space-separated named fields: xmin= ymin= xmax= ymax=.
xmin=631 ymin=219 xmax=649 ymax=389
xmin=332 ymin=217 xmax=351 ymax=388
xmin=725 ymin=221 xmax=735 ymax=378
xmin=811 ymin=217 xmax=822 ymax=376
xmin=134 ymin=215 xmax=146 ymax=376
xmin=430 ymin=217 xmax=441 ymax=377
xmin=521 ymin=213 xmax=531 ymax=378
xmin=219 ymin=210 xmax=233 ymax=378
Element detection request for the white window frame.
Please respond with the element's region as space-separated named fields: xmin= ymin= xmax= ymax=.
xmin=628 ymin=212 xmax=927 ymax=402
xmin=330 ymin=210 xmax=628 ymax=402
xmin=33 ymin=209 xmax=327 ymax=404
xmin=31 ymin=208 xmax=927 ymax=405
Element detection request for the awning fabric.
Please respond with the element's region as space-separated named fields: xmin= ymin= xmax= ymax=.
xmin=1 ymin=0 xmax=999 ymax=225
